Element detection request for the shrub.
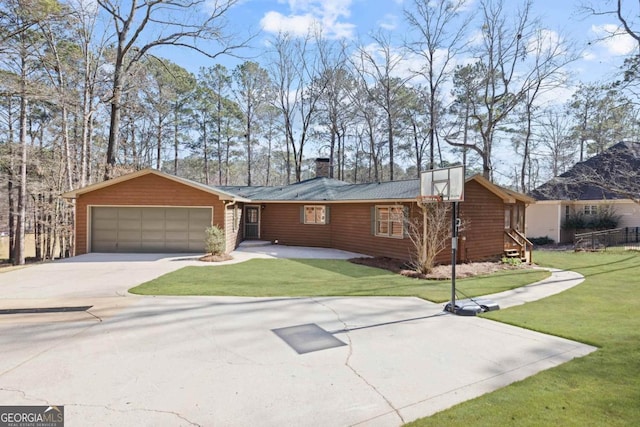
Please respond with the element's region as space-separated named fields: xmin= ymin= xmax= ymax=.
xmin=562 ymin=212 xmax=588 ymax=230
xmin=563 ymin=205 xmax=621 ymax=231
xmin=501 ymin=256 xmax=522 ymax=266
xmin=529 ymin=236 xmax=554 ymax=245
xmin=590 ymin=205 xmax=621 ymax=230
xmin=205 ymin=226 xmax=225 ymax=255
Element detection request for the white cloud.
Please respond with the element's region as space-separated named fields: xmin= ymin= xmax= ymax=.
xmin=260 ymin=11 xmax=316 ymax=37
xmin=260 ymin=0 xmax=356 ymax=39
xmin=527 ymin=29 xmax=566 ymax=57
xmin=379 ymin=13 xmax=398 ymax=30
xmin=467 ymin=29 xmax=484 ymax=47
xmin=591 ymin=24 xmax=638 ymax=56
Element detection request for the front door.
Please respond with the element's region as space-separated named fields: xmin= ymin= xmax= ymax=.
xmin=245 ymin=206 xmax=260 ymax=239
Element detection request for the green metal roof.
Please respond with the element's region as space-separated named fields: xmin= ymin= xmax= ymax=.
xmin=217 ymin=177 xmax=420 ymax=202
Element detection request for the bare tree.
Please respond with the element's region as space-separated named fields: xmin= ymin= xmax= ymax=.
xmin=581 ymin=1 xmax=640 ymax=48
xmin=401 ymin=85 xmax=430 ymax=177
xmin=347 ymin=79 xmax=386 ymax=182
xmin=98 ymin=0 xmax=244 ymax=180
xmin=68 ymin=0 xmax=108 ymax=187
xmin=314 ymin=39 xmax=352 ymax=179
xmin=407 ymin=199 xmax=451 ymax=274
xmin=404 ymin=0 xmax=470 ymax=170
xmin=351 ymin=31 xmax=410 ymax=181
xmin=444 ymin=0 xmax=575 ymax=181
xmin=0 ymin=0 xmax=56 ymax=265
xmin=233 ymin=61 xmax=271 ymax=186
xmin=581 ymin=1 xmax=640 ymax=102
xmin=537 ymin=107 xmax=576 ymax=177
xmin=269 ymin=31 xmax=325 ymax=183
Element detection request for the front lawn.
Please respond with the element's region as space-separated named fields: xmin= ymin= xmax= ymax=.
xmin=129 ymin=258 xmax=549 ymax=302
xmin=407 ymin=250 xmax=640 ymax=426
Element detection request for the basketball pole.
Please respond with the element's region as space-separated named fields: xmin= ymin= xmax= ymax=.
xmin=451 ymin=201 xmax=458 ymax=312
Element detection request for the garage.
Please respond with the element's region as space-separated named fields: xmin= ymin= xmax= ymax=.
xmin=91 ymin=207 xmax=212 ymax=253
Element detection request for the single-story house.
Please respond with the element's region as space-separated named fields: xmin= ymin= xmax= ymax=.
xmin=62 ymin=160 xmax=535 ymax=264
xmin=527 ymin=141 xmax=640 ymax=243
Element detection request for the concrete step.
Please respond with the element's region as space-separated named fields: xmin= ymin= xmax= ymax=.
xmin=239 ymin=240 xmax=272 ymax=248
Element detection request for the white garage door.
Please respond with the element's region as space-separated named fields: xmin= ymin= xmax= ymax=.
xmin=91 ymin=207 xmax=212 ymax=253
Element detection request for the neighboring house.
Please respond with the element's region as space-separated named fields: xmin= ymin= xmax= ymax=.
xmin=62 ymin=160 xmax=534 ymax=263
xmin=527 ymin=141 xmax=640 ymax=243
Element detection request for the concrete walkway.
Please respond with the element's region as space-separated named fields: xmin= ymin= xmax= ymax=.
xmin=484 ymin=268 xmax=585 ymax=309
xmin=0 ymin=247 xmax=596 ymax=426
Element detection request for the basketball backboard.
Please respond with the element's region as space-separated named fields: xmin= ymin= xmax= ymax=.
xmin=420 ymin=165 xmax=465 ymax=202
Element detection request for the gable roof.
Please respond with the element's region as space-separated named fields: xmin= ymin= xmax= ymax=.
xmin=470 ymin=174 xmax=536 ymax=204
xmin=61 ymin=168 xmax=250 ymax=202
xmin=219 ymin=174 xmax=533 ymax=204
xmin=62 ymin=168 xmax=533 ymax=205
xmin=218 ymin=177 xmax=352 ymax=201
xmin=219 ymin=177 xmax=421 ymax=202
xmin=531 ymin=141 xmax=640 ymax=201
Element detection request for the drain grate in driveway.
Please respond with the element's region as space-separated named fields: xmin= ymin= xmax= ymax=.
xmin=0 ymin=306 xmax=93 ymax=315
xmin=272 ymin=323 xmax=347 ymax=354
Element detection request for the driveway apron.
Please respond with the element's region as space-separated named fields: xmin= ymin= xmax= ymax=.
xmin=0 ymin=251 xmax=597 ymax=426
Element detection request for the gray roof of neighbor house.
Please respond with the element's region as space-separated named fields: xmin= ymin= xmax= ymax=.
xmin=217 ymin=177 xmax=421 ymax=202
xmin=531 ymin=141 xmax=640 ymax=201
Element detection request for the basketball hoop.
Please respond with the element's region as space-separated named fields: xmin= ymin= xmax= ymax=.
xmin=416 ymin=195 xmax=442 ymax=208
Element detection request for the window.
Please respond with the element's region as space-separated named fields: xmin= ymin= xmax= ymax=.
xmin=304 ymin=205 xmax=326 ymax=224
xmin=504 ymin=208 xmax=511 ymax=229
xmin=246 ymin=207 xmax=259 ymax=224
xmin=375 ymin=206 xmax=404 ymax=238
xmin=584 ymin=205 xmax=597 ymax=216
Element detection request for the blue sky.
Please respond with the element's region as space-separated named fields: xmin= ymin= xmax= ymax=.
xmin=185 ymin=0 xmax=639 ymax=88
xmin=157 ymin=0 xmax=638 ymax=182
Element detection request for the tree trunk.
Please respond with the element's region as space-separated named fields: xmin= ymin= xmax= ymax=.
xmin=216 ymin=97 xmax=222 ymax=185
xmin=246 ymin=106 xmax=252 ymax=186
xmin=105 ymin=62 xmax=124 ymax=180
xmin=203 ymin=116 xmax=209 ymax=185
xmin=387 ymin=107 xmax=394 ymax=181
xmin=156 ymin=114 xmax=162 ymax=169
xmin=174 ymin=106 xmax=179 ymax=174
xmin=34 ymin=195 xmax=41 ymax=261
xmin=15 ymin=61 xmax=28 ymax=266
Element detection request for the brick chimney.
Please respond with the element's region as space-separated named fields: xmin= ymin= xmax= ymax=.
xmin=315 ymin=158 xmax=331 ymax=178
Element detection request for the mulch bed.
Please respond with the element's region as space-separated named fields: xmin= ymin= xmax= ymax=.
xmin=199 ymin=253 xmax=233 ymax=262
xmin=349 ymin=256 xmax=527 ymax=280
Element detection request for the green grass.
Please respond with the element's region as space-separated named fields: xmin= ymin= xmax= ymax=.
xmin=406 ymin=249 xmax=640 ymax=427
xmin=129 ymin=258 xmax=549 ymax=302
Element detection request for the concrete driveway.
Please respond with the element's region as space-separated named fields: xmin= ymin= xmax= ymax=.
xmin=0 ymin=249 xmax=596 ymax=426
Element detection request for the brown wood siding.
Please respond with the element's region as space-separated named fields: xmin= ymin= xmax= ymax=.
xmin=458 ymin=180 xmax=506 ymax=262
xmin=255 ymin=181 xmax=508 ymax=263
xmin=75 ymin=173 xmax=224 ymax=254
xmin=256 ymin=202 xmax=418 ymax=260
xmin=330 ymin=203 xmax=417 ymax=260
xmin=225 ymin=203 xmax=243 ymax=253
xmin=259 ymin=204 xmax=332 ymax=247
